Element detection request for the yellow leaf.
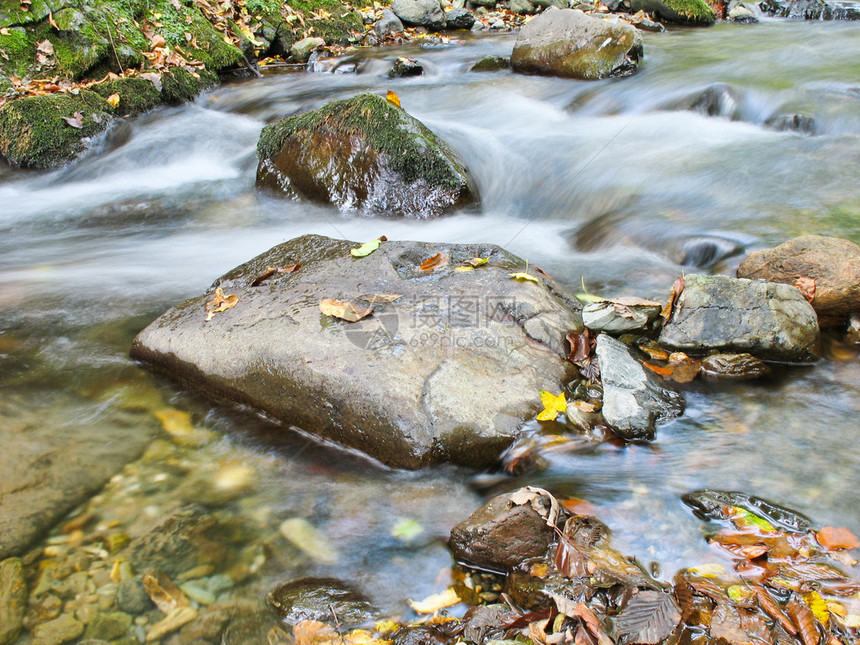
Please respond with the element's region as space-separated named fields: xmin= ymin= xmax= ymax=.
xmin=454 ymin=266 xmax=473 ymax=272
xmin=536 ymin=390 xmax=566 ymax=421
xmin=106 ymin=92 xmax=120 ymax=108
xmin=510 ymin=272 xmax=539 ymax=283
xmin=319 ymin=298 xmax=373 ymax=322
xmin=686 ymin=563 xmax=727 ymax=578
xmin=351 ymin=237 xmax=385 ymax=257
xmin=374 ymin=620 xmax=399 ymax=634
xmin=408 ymin=588 xmax=461 ymax=614
xmin=463 ymin=257 xmax=488 ymax=267
xmin=803 ymin=590 xmax=830 ymax=625
xmin=386 ymin=90 xmax=400 ymax=108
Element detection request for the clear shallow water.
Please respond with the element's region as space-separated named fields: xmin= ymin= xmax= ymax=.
xmin=3 ymin=19 xmax=860 ymax=631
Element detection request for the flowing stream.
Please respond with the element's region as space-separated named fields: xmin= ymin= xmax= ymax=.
xmin=2 ymin=19 xmax=860 ymax=634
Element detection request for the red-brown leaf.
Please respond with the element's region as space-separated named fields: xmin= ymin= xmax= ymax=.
xmin=793 ymin=276 xmax=816 ymax=304
xmin=817 ymin=526 xmax=860 ymax=550
xmin=419 ymin=253 xmax=447 ymax=271
xmin=786 ymin=600 xmax=820 ymax=645
xmin=566 ymin=329 xmax=593 ymax=363
xmin=661 ymin=277 xmax=684 ymax=324
xmin=753 ymin=585 xmax=797 ymax=636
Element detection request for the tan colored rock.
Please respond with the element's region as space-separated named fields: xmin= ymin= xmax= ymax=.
xmin=737 ymin=235 xmax=860 ymax=323
xmin=146 ymin=606 xmax=197 ymax=642
xmin=0 ymin=558 xmax=27 ymax=645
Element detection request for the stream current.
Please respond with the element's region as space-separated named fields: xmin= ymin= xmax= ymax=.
xmin=2 ymin=19 xmax=860 ymax=633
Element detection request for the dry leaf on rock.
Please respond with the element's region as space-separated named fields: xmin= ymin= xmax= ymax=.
xmin=351 ymin=236 xmax=386 ymax=258
xmin=204 ymin=287 xmax=238 ymax=321
xmin=793 ymin=276 xmax=816 ymax=304
xmin=61 ymin=111 xmax=84 ymax=128
xmin=319 ymin=299 xmax=373 ymax=322
xmin=249 ymin=263 xmax=300 ymax=286
xmin=661 ymin=277 xmax=684 ymax=324
xmin=419 ymin=253 xmax=447 ymax=271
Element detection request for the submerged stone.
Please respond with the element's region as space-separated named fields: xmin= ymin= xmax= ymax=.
xmin=256 ymin=93 xmax=478 ymax=218
xmin=131 ymin=234 xmax=581 ymax=469
xmin=0 ymin=558 xmax=27 ymax=645
xmin=267 ymin=577 xmax=375 ymax=627
xmin=470 ymin=55 xmax=510 ymax=72
xmin=511 ymin=9 xmax=643 ymax=80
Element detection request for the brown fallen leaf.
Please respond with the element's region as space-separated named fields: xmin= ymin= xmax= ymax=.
xmin=408 ymin=587 xmax=460 ymax=614
xmin=319 ymin=299 xmax=373 ymax=322
xmin=786 ymin=600 xmax=820 ymax=645
xmin=566 ymin=329 xmax=593 ymax=363
xmin=36 ymin=39 xmax=54 ymax=55
xmin=666 ymin=352 xmax=700 ymax=383
xmin=249 ymin=263 xmax=300 ymax=287
xmin=817 ymin=527 xmax=860 ymax=550
xmin=560 ymin=498 xmax=597 ymax=515
xmin=793 ymin=276 xmax=816 ymax=304
xmin=61 ymin=111 xmax=84 ymax=128
xmin=48 ymin=10 xmax=58 ymax=30
xmin=640 ymin=345 xmax=669 ymax=361
xmin=753 ymin=585 xmax=797 ymax=636
xmin=361 ymin=293 xmax=402 ymax=304
xmin=419 ymin=253 xmax=447 ymax=271
xmin=661 ymin=277 xmax=684 ymax=324
xmin=205 ymin=287 xmax=239 ymax=321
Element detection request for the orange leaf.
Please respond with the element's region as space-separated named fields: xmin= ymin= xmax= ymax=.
xmin=661 ymin=276 xmax=684 ymax=323
xmin=786 ymin=600 xmax=820 ymax=645
xmin=386 ymin=90 xmax=400 ymax=108
xmin=643 ymin=362 xmax=673 ymax=376
xmin=204 ymin=287 xmax=238 ymax=321
xmin=793 ymin=276 xmax=815 ymax=304
xmin=249 ymin=263 xmax=300 ymax=286
xmin=560 ymin=497 xmax=596 ymax=515
xmin=419 ymin=253 xmax=447 ymax=271
xmin=817 ymin=527 xmax=860 ymax=550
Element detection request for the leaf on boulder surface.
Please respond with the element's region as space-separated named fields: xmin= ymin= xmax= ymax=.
xmin=537 ymin=390 xmax=567 ymax=421
xmin=408 ymin=588 xmax=460 ymax=614
xmin=817 ymin=527 xmax=860 ymax=550
xmin=249 ymin=263 xmax=301 ymax=286
xmin=419 ymin=253 xmax=447 ymax=271
xmin=61 ymin=111 xmax=84 ymax=128
xmin=510 ymin=271 xmax=539 ymax=283
xmin=793 ymin=276 xmax=816 ymax=304
xmin=661 ymin=277 xmax=684 ymax=324
xmin=204 ymin=287 xmax=239 ymax=321
xmin=319 ymin=299 xmax=373 ymax=322
xmin=350 ymin=236 xmax=387 ymax=258
xmin=509 ymin=486 xmax=562 ymax=528
xmin=614 ymin=591 xmax=681 ymax=645
xmin=36 ymin=39 xmax=54 ymax=55
xmin=386 ymin=90 xmax=400 ymax=108
xmin=554 ymin=536 xmax=588 ymax=578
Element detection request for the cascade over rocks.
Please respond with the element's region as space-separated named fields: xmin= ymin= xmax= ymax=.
xmin=256 ymin=93 xmax=478 ymax=219
xmin=510 ymin=8 xmax=643 ymax=80
xmin=131 ymin=234 xmax=582 ymax=469
xmin=737 ymin=235 xmax=860 ymax=323
xmin=659 ymin=274 xmax=820 ymax=361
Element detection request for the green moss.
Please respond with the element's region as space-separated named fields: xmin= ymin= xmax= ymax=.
xmin=160 ymin=66 xmax=216 ymax=105
xmin=0 ymin=0 xmax=63 ymax=29
xmin=92 ymin=77 xmax=162 ymax=116
xmin=629 ymin=0 xmax=715 ymax=23
xmin=0 ymin=26 xmax=36 ymax=77
xmin=0 ymin=89 xmax=114 ymax=168
xmin=258 ymin=93 xmax=468 ymax=191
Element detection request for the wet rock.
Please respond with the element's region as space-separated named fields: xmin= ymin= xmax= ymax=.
xmin=699 ymin=353 xmax=771 ymax=380
xmin=392 ymin=626 xmax=448 ymax=645
xmin=508 ymin=0 xmax=537 ymax=13
xmin=146 ymin=606 xmax=197 ymax=642
xmin=375 ymin=8 xmax=405 ymax=35
xmin=448 ymin=488 xmax=569 ymax=572
xmin=445 ymin=7 xmax=477 ymax=28
xmin=582 ymin=300 xmax=661 ymax=334
xmin=596 ymin=334 xmax=684 ymax=441
xmin=628 ymin=0 xmax=716 ymax=22
xmin=631 ymin=13 xmax=666 ymax=30
xmin=291 ymin=37 xmax=325 ymax=63
xmin=727 ymin=3 xmax=759 ymax=20
xmin=682 ymin=490 xmax=814 ymax=533
xmin=30 ymin=613 xmax=84 ymax=645
xmin=669 ymin=83 xmax=744 ymax=120
xmin=221 ymin=611 xmax=273 ymax=645
xmin=533 ymin=0 xmax=570 ymax=8
xmin=123 ymin=506 xmax=231 ymax=578
xmin=131 ymin=234 xmax=581 ymax=469
xmin=82 ymin=612 xmax=132 ymax=641
xmin=511 ymin=9 xmax=643 ymax=80
xmin=737 ymin=235 xmax=860 ymax=322
xmin=142 ymin=569 xmax=189 ymax=614
xmin=117 ymin=576 xmax=154 ymax=615
xmin=0 ymin=90 xmax=114 ymax=169
xmin=759 ymin=0 xmax=860 ymax=19
xmin=764 ymin=113 xmax=816 ymax=134
xmin=0 ymin=394 xmax=154 ymax=560
xmin=460 ymin=605 xmax=515 ymax=644
xmin=388 ymin=57 xmax=424 ymax=78
xmin=658 ymin=274 xmax=820 ymax=361
xmin=0 ymin=558 xmax=27 ymax=645
xmin=470 ymin=55 xmax=510 ymax=72
xmin=256 ymin=93 xmax=477 ymax=218
xmin=267 ymin=577 xmax=375 ymax=627
xmin=667 ymin=234 xmax=743 ymax=269
xmin=392 ymin=0 xmax=448 ymax=29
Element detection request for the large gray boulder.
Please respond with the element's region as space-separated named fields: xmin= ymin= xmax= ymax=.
xmin=256 ymin=93 xmax=478 ymax=219
xmin=131 ymin=235 xmax=582 ymax=469
xmin=510 ymin=9 xmax=643 ymax=80
xmin=595 ymin=335 xmax=684 ymax=441
xmin=391 ymin=0 xmax=447 ymax=29
xmin=658 ymin=274 xmax=820 ymax=361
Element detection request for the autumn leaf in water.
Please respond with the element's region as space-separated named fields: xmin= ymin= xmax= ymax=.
xmin=614 ymin=591 xmax=681 ymax=645
xmin=204 ymin=287 xmax=238 ymax=321
xmin=661 ymin=276 xmax=684 ymax=324
xmin=351 ymin=236 xmax=387 ymax=258
xmin=537 ymin=390 xmax=566 ymax=421
xmin=106 ymin=92 xmax=121 ymax=108
xmin=408 ymin=588 xmax=460 ymax=614
xmin=817 ymin=526 xmax=860 ymax=550
xmin=61 ymin=111 xmax=84 ymax=128
xmin=386 ymin=90 xmax=401 ymax=108
xmin=319 ymin=299 xmax=373 ymax=322
xmin=419 ymin=253 xmax=447 ymax=271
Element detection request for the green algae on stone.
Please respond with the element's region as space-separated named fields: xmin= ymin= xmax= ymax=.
xmin=628 ymin=0 xmax=716 ymax=24
xmin=256 ymin=93 xmax=478 ymax=218
xmin=0 ymin=90 xmax=114 ymax=168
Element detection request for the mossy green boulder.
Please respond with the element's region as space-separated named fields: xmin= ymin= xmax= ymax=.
xmin=0 ymin=90 xmax=114 ymax=168
xmin=628 ymin=0 xmax=716 ymax=24
xmin=256 ymin=93 xmax=478 ymax=218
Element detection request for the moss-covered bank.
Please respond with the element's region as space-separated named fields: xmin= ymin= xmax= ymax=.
xmin=628 ymin=0 xmax=716 ymax=23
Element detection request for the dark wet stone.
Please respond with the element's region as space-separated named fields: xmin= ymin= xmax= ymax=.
xmin=759 ymin=0 xmax=860 ymax=19
xmin=668 ymin=235 xmax=743 ymax=269
xmin=117 ymin=576 xmax=154 ymax=615
xmin=461 ymin=604 xmax=517 ymax=643
xmin=375 ymin=8 xmax=404 ymax=35
xmin=392 ymin=626 xmax=448 ymax=645
xmin=595 ymin=335 xmax=684 ymax=441
xmin=511 ymin=9 xmax=643 ymax=80
xmin=658 ymin=274 xmax=820 ymax=361
xmin=222 ymin=611 xmax=273 ymax=645
xmin=682 ymin=490 xmax=814 ymax=533
xmin=0 ymin=558 xmax=27 ymax=645
xmin=765 ymin=113 xmax=816 ymax=133
xmin=256 ymin=93 xmax=477 ymax=218
xmin=388 ymin=57 xmax=424 ymax=78
xmin=471 ymin=55 xmax=510 ymax=72
xmin=267 ymin=577 xmax=375 ymax=627
xmin=699 ymin=353 xmax=771 ymax=380
xmin=448 ymin=489 xmax=569 ymax=572
xmin=131 ymin=234 xmax=581 ymax=469
xmin=737 ymin=235 xmax=860 ymax=321
xmin=668 ymin=83 xmax=744 ymax=120
xmin=82 ymin=612 xmax=132 ymax=641
xmin=123 ymin=506 xmax=231 ymax=578
xmin=446 ymin=7 xmax=476 ymax=28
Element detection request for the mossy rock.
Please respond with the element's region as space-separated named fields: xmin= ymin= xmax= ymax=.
xmin=256 ymin=92 xmax=478 ymax=218
xmin=0 ymin=0 xmax=64 ymax=29
xmin=92 ymin=77 xmax=162 ymax=116
xmin=628 ymin=0 xmax=716 ymax=23
xmin=0 ymin=89 xmax=114 ymax=168
xmin=160 ymin=67 xmax=216 ymax=105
